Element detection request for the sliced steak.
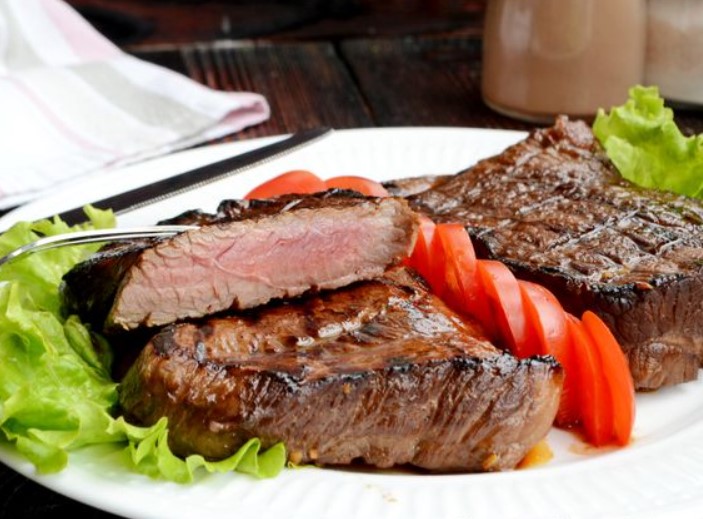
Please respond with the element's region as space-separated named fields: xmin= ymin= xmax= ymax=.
xmin=119 ymin=268 xmax=563 ymax=472
xmin=407 ymin=116 xmax=703 ymax=390
xmin=61 ymin=190 xmax=419 ymax=334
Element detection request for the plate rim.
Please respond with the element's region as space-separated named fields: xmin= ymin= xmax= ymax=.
xmin=0 ymin=125 xmax=529 ymax=231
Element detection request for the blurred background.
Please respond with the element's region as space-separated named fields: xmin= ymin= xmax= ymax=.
xmin=60 ymin=0 xmax=703 ymax=132
xmin=63 ymin=1 xmax=487 ymax=47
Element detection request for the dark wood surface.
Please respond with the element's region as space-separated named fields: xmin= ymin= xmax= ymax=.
xmin=130 ymin=38 xmax=703 ymax=140
xmin=133 ymin=36 xmax=546 ymax=143
xmin=4 ymin=2 xmax=703 ymax=518
xmin=67 ymin=0 xmax=488 ymax=45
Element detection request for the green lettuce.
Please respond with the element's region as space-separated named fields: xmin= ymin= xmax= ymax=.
xmin=0 ymin=208 xmax=285 ymax=482
xmin=593 ymin=85 xmax=703 ymax=199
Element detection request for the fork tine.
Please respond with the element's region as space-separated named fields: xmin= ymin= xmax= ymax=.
xmin=0 ymin=225 xmax=197 ymax=268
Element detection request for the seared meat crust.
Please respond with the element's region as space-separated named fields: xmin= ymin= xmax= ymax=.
xmin=119 ymin=269 xmax=562 ymax=472
xmin=407 ymin=116 xmax=703 ymax=390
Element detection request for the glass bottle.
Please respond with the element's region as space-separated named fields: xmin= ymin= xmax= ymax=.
xmin=646 ymin=0 xmax=703 ymax=107
xmin=481 ymin=0 xmax=647 ymax=123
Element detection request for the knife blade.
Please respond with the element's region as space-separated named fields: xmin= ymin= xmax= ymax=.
xmin=54 ymin=126 xmax=334 ymax=226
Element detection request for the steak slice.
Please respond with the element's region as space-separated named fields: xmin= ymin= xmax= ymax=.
xmin=407 ymin=116 xmax=703 ymax=390
xmin=118 ymin=268 xmax=563 ymax=472
xmin=61 ymin=190 xmax=419 ymax=334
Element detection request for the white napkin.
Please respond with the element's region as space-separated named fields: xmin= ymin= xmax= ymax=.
xmin=0 ymin=0 xmax=270 ymax=210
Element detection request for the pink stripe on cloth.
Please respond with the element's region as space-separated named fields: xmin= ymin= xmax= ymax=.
xmin=219 ymin=92 xmax=271 ymax=130
xmin=7 ymin=76 xmax=119 ymax=156
xmin=39 ymin=0 xmax=120 ymax=61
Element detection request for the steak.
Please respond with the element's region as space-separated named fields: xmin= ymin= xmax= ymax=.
xmin=406 ymin=116 xmax=703 ymax=391
xmin=119 ymin=268 xmax=562 ymax=472
xmin=61 ymin=190 xmax=419 ymax=334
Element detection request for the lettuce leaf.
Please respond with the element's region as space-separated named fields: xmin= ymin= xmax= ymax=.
xmin=0 ymin=208 xmax=285 ymax=481
xmin=592 ymin=85 xmax=703 ymax=199
xmin=109 ymin=418 xmax=286 ymax=483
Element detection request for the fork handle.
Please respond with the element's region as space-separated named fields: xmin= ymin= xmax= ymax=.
xmin=0 ymin=225 xmax=196 ymax=267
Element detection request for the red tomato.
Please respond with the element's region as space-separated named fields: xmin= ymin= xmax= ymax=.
xmin=476 ymin=260 xmax=529 ymax=357
xmin=566 ymin=314 xmax=613 ymax=445
xmin=433 ymin=224 xmax=496 ymax=339
xmin=549 ymin=312 xmax=583 ymax=427
xmin=244 ymin=170 xmax=326 ymax=199
xmin=433 ymin=224 xmax=476 ymax=306
xmin=582 ymin=311 xmax=635 ymax=446
xmin=405 ymin=215 xmax=437 ymax=284
xmin=408 ymin=218 xmax=450 ymax=297
xmin=519 ymin=280 xmax=580 ymax=424
xmin=426 ymin=226 xmax=449 ymax=298
xmin=324 ymin=175 xmax=389 ymax=197
xmin=518 ymin=280 xmax=568 ymax=358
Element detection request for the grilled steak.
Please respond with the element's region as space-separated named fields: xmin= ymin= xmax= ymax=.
xmin=383 ymin=175 xmax=446 ymax=198
xmin=407 ymin=116 xmax=703 ymax=390
xmin=62 ymin=190 xmax=419 ymax=334
xmin=119 ymin=268 xmax=562 ymax=472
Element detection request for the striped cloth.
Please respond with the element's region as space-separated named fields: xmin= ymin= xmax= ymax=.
xmin=0 ymin=0 xmax=270 ymax=210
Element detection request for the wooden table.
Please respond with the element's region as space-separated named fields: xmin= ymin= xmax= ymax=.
xmin=3 ymin=3 xmax=703 ymax=518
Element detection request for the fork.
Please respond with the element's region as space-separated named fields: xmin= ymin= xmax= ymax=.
xmin=0 ymin=224 xmax=197 ymax=268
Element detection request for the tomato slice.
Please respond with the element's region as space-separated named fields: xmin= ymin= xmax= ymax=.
xmin=476 ymin=260 xmax=529 ymax=357
xmin=582 ymin=311 xmax=635 ymax=446
xmin=426 ymin=225 xmax=449 ymax=298
xmin=405 ymin=215 xmax=437 ymax=284
xmin=549 ymin=311 xmax=582 ymax=427
xmin=518 ymin=281 xmax=568 ymax=357
xmin=519 ymin=280 xmax=580 ymax=424
xmin=434 ymin=224 xmax=476 ymax=305
xmin=325 ymin=175 xmax=389 ymax=197
xmin=244 ymin=170 xmax=326 ymax=199
xmin=432 ymin=224 xmax=496 ymax=339
xmin=566 ymin=314 xmax=613 ymax=445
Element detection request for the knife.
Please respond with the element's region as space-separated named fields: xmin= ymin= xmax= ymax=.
xmin=54 ymin=126 xmax=334 ymax=226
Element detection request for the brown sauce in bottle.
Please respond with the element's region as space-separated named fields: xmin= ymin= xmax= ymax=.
xmin=481 ymin=0 xmax=646 ymax=123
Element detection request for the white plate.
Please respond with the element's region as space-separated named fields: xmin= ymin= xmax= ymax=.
xmin=2 ymin=127 xmax=703 ymax=519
